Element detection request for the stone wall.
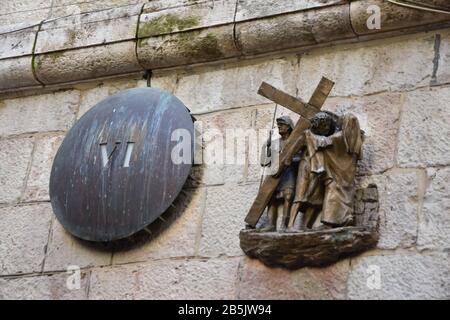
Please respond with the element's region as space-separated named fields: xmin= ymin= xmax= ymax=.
xmin=0 ymin=0 xmax=449 ymax=299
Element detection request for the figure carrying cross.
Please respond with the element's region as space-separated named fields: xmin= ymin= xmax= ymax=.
xmin=247 ymin=77 xmax=364 ymax=232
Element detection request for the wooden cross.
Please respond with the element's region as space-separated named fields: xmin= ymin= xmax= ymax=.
xmin=245 ymin=77 xmax=335 ymax=227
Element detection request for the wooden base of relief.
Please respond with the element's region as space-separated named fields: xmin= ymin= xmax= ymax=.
xmin=240 ymin=185 xmax=380 ymax=269
xmin=240 ymin=226 xmax=378 ymax=269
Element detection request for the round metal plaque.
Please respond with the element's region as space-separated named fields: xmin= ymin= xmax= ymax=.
xmin=50 ymin=87 xmax=194 ymax=241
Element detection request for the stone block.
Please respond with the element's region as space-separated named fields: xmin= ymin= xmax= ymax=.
xmin=174 ymin=56 xmax=298 ymax=114
xmin=0 ymin=56 xmax=40 ymax=91
xmin=418 ymin=168 xmax=450 ymax=249
xmin=436 ymin=30 xmax=450 ymax=85
xmin=348 ymin=253 xmax=450 ymax=299
xmin=142 ymin=0 xmax=199 ymax=12
xmin=34 ymin=41 xmax=142 ymax=85
xmin=36 ymin=4 xmax=141 ymax=54
xmin=237 ymin=257 xmax=349 ymax=299
xmin=137 ymin=24 xmax=239 ymax=69
xmin=323 ymin=93 xmax=402 ymax=175
xmin=358 ymin=171 xmax=420 ymax=249
xmin=23 ymin=135 xmax=64 ymax=202
xmin=0 ymin=24 xmax=38 ymax=59
xmin=236 ymin=10 xmax=315 ymax=55
xmin=236 ymin=4 xmax=354 ymax=55
xmin=77 ymin=78 xmax=140 ymax=118
xmin=49 ymin=0 xmax=145 ymax=19
xmin=44 ymin=219 xmax=112 ymax=272
xmin=235 ymin=0 xmax=345 ymax=21
xmin=200 ymin=183 xmax=259 ymax=257
xmin=0 ymin=0 xmax=49 ymax=15
xmin=0 ymin=271 xmax=89 ymax=300
xmin=297 ymin=33 xmax=435 ymax=97
xmin=350 ymin=0 xmax=450 ymax=36
xmin=0 ymin=90 xmax=79 ymax=136
xmin=150 ymin=70 xmax=179 ymax=93
xmin=112 ymin=187 xmax=205 ymax=264
xmin=398 ymin=86 xmax=450 ymax=167
xmin=0 ymin=204 xmax=52 ymax=275
xmin=139 ymin=0 xmax=235 ymax=38
xmin=89 ymin=257 xmax=239 ymax=299
xmin=0 ymin=10 xmax=49 ymax=28
xmin=0 ymin=137 xmax=34 ymax=203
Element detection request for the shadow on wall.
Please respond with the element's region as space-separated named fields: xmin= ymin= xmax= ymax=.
xmin=64 ymin=165 xmax=204 ymax=253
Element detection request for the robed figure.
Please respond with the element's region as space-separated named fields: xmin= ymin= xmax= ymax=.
xmin=288 ymin=112 xmax=364 ymax=230
xmin=260 ymin=116 xmax=300 ymax=231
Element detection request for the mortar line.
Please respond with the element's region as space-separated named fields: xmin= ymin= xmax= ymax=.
xmin=232 ymin=0 xmax=243 ymax=55
xmin=194 ymin=187 xmax=208 ymax=256
xmin=134 ymin=2 xmax=147 ymax=71
xmin=31 ymin=20 xmax=46 ymax=86
xmin=393 ymin=91 xmax=406 ymax=168
xmin=431 ymin=33 xmax=441 ymax=85
xmin=18 ymin=135 xmax=38 ymax=203
xmin=41 ymin=216 xmax=55 ymax=273
xmin=415 ymin=168 xmax=429 ymax=247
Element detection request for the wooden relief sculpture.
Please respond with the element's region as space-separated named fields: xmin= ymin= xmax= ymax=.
xmin=240 ymin=78 xmax=379 ymax=269
xmin=288 ymin=111 xmax=364 ymax=231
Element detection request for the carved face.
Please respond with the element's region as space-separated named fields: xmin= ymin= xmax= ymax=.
xmin=277 ymin=123 xmax=291 ymax=136
xmin=311 ymin=112 xmax=334 ymax=136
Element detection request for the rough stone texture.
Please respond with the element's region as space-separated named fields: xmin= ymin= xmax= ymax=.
xmin=194 ymin=107 xmax=258 ymax=185
xmin=35 ymin=5 xmax=141 ymax=54
xmin=0 ymin=271 xmax=89 ymax=300
xmin=143 ymin=0 xmax=203 ymax=12
xmin=298 ymin=33 xmax=435 ymax=97
xmin=0 ymin=25 xmax=38 ymax=59
xmin=137 ymin=24 xmax=240 ymax=69
xmin=436 ymin=30 xmax=450 ymax=85
xmin=0 ymin=90 xmax=79 ymax=136
xmin=49 ymin=1 xmax=146 ymax=20
xmin=418 ymin=168 xmax=450 ymax=249
xmin=240 ymin=227 xmax=378 ymax=269
xmin=3 ymin=1 xmax=450 ymax=93
xmin=323 ymin=93 xmax=402 ymax=175
xmin=90 ymin=257 xmax=239 ymax=299
xmin=23 ymin=135 xmax=64 ymax=202
xmin=77 ymin=86 xmax=110 ymax=119
xmin=348 ymin=252 xmax=450 ymax=299
xmin=359 ymin=171 xmax=420 ymax=250
xmin=0 ymin=204 xmax=52 ymax=275
xmin=174 ymin=56 xmax=298 ymax=114
xmin=0 ymin=9 xmax=49 ymax=28
xmin=0 ymin=137 xmax=34 ymax=203
xmin=235 ymin=0 xmax=345 ymax=21
xmin=77 ymin=78 xmax=140 ymax=118
xmin=350 ymin=0 xmax=450 ymax=36
xmin=237 ymin=257 xmax=350 ymax=299
xmin=308 ymin=4 xmax=354 ymax=44
xmin=150 ymin=70 xmax=178 ymax=93
xmin=200 ymin=183 xmax=259 ymax=257
xmin=139 ymin=0 xmax=235 ymax=38
xmin=112 ymin=187 xmax=205 ymax=264
xmin=34 ymin=41 xmax=142 ymax=84
xmin=236 ymin=4 xmax=354 ymax=55
xmin=0 ymin=56 xmax=40 ymax=91
xmin=236 ymin=11 xmax=315 ymax=55
xmin=0 ymin=0 xmax=49 ymax=15
xmin=44 ymin=219 xmax=112 ymax=272
xmin=397 ymin=86 xmax=450 ymax=168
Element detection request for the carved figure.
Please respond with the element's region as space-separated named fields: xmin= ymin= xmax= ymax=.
xmin=288 ymin=111 xmax=364 ymax=230
xmin=259 ymin=116 xmax=299 ymax=231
